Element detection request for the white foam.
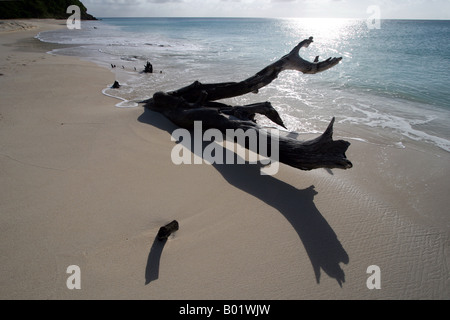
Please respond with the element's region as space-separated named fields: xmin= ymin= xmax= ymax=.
xmin=329 ymin=91 xmax=450 ymax=153
xmin=102 ymin=86 xmax=139 ymax=108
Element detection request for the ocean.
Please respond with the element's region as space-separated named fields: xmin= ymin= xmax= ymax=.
xmin=36 ymin=18 xmax=450 ymax=152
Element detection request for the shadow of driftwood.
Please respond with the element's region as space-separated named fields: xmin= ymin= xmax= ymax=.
xmin=211 ymin=159 xmax=349 ymax=286
xmin=145 ymin=237 xmax=167 ymax=285
xmin=138 ymin=107 xmax=349 ymax=286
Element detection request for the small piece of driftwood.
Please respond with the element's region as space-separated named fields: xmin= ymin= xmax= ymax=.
xmin=144 ymin=61 xmax=153 ymax=73
xmin=157 ymin=220 xmax=179 ymax=241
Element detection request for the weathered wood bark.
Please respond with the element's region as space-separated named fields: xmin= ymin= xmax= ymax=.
xmin=142 ymin=37 xmax=352 ymax=171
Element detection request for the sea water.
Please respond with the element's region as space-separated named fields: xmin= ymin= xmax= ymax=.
xmin=36 ymin=18 xmax=450 ymax=152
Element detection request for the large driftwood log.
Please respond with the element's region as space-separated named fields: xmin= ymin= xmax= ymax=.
xmin=143 ymin=37 xmax=352 ymax=171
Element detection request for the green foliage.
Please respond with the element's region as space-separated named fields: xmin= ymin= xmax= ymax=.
xmin=0 ymin=0 xmax=96 ymax=20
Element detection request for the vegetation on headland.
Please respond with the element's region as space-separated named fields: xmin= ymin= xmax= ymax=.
xmin=0 ymin=0 xmax=96 ymax=20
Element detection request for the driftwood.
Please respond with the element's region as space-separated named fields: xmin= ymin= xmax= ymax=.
xmin=144 ymin=61 xmax=153 ymax=73
xmin=142 ymin=37 xmax=352 ymax=171
xmin=157 ymin=220 xmax=179 ymax=241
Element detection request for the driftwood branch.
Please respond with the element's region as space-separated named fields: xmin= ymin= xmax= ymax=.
xmin=144 ymin=37 xmax=341 ymax=104
xmin=142 ymin=37 xmax=352 ymax=171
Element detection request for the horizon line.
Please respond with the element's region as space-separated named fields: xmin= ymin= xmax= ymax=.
xmin=95 ymin=16 xmax=450 ymax=21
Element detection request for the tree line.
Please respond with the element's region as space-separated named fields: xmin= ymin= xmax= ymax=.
xmin=0 ymin=0 xmax=96 ymax=20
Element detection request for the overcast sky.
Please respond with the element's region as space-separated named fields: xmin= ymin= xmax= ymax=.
xmin=82 ymin=0 xmax=450 ymax=19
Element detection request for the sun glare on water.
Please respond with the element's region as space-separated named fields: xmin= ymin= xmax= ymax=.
xmin=281 ymin=18 xmax=363 ymax=52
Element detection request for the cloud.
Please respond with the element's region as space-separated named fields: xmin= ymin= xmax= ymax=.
xmin=146 ymin=0 xmax=183 ymax=3
xmin=82 ymin=0 xmax=450 ymax=18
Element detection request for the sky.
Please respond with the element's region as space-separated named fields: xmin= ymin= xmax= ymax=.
xmin=82 ymin=0 xmax=450 ymax=19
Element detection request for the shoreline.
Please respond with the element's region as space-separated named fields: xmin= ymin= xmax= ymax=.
xmin=1 ymin=19 xmax=449 ymax=300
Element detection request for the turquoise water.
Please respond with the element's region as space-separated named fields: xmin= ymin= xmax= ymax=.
xmin=37 ymin=18 xmax=450 ymax=151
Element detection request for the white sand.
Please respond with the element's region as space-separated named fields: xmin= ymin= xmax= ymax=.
xmin=0 ymin=20 xmax=449 ymax=300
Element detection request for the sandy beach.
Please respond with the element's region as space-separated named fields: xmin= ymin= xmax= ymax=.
xmin=0 ymin=20 xmax=449 ymax=300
